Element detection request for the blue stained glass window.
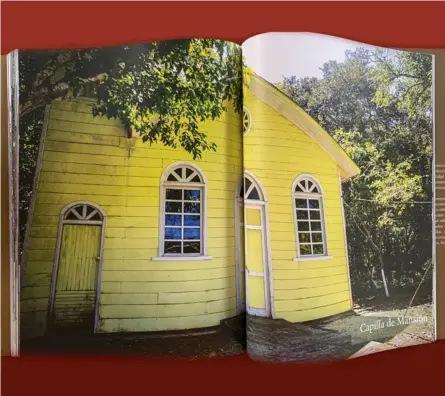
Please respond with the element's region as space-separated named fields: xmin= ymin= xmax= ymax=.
xmin=165 ymin=215 xmax=182 ymax=226
xmin=184 ymin=190 xmax=200 ymax=201
xmin=165 ymin=228 xmax=181 ymax=240
xmin=184 ymin=215 xmax=200 ymax=226
xmin=184 ymin=228 xmax=200 ymax=240
xmin=163 ymin=165 xmax=205 ymax=255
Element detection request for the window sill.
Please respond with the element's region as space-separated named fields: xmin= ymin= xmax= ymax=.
xmin=293 ymin=256 xmax=334 ymax=262
xmin=151 ymin=255 xmax=213 ymax=261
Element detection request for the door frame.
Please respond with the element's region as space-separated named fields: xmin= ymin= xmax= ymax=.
xmin=48 ymin=201 xmax=107 ymax=334
xmin=236 ymin=170 xmax=275 ymax=318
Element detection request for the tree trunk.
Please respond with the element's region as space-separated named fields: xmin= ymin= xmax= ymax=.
xmin=376 ymin=249 xmax=390 ymax=297
xmin=343 ymin=202 xmax=390 ymax=297
xmin=380 ymin=265 xmax=390 ymax=297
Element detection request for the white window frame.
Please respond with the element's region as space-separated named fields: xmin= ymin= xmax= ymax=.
xmin=243 ymin=106 xmax=252 ymax=136
xmin=152 ymin=161 xmax=212 ymax=261
xmin=291 ymin=174 xmax=333 ymax=262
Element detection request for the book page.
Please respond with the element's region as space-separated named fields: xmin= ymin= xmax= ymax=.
xmin=14 ymin=39 xmax=247 ymax=358
xmin=241 ymin=32 xmax=435 ymax=362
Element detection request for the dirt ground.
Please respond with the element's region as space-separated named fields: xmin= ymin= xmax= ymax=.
xmin=321 ymin=302 xmax=433 ymax=346
xmin=20 ymin=296 xmax=434 ymax=362
xmin=247 ymin=296 xmax=434 ymax=363
xmin=20 ymin=316 xmax=246 ymax=360
xmin=353 ymin=301 xmax=434 ymax=348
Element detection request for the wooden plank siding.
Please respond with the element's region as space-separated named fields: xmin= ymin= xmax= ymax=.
xmin=20 ymin=98 xmax=242 ymax=338
xmin=243 ymin=90 xmax=352 ymax=323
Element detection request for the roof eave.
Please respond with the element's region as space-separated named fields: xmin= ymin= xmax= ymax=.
xmin=247 ymin=74 xmax=361 ymax=180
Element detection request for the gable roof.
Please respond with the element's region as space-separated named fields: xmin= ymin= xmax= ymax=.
xmin=246 ymin=73 xmax=361 ymax=180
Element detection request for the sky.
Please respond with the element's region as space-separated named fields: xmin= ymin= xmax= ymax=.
xmin=242 ymin=32 xmax=367 ymax=83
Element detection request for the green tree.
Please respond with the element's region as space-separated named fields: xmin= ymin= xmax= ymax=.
xmin=18 ymin=39 xmax=243 ymax=253
xmin=370 ymin=49 xmax=433 ymax=119
xmin=278 ymin=48 xmax=433 ymax=300
xmin=20 ymin=39 xmax=243 ymax=159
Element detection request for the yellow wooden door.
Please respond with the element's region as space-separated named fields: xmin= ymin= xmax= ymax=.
xmin=245 ymin=205 xmax=269 ymax=317
xmin=53 ymin=225 xmax=101 ymax=330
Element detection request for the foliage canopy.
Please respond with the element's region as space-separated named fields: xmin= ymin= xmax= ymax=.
xmin=278 ymin=48 xmax=433 ymax=299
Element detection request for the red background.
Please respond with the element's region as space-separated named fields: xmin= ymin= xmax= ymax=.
xmin=2 ymin=1 xmax=445 ymax=395
xmin=2 ymin=1 xmax=445 ymax=52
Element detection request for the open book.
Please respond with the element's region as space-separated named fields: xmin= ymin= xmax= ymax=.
xmin=6 ymin=33 xmax=436 ymax=362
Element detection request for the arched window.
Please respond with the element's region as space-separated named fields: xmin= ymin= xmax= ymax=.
xmin=63 ymin=203 xmax=104 ymax=223
xmin=243 ymin=106 xmax=252 ymax=136
xmin=239 ymin=172 xmax=264 ymax=201
xmin=292 ymin=175 xmax=327 ymax=257
xmin=159 ymin=163 xmax=207 ymax=257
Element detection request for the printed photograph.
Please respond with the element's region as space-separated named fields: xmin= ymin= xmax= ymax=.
xmin=18 ymin=39 xmax=247 ymax=359
xmin=16 ymin=33 xmax=435 ymax=363
xmin=241 ymin=33 xmax=435 ymax=362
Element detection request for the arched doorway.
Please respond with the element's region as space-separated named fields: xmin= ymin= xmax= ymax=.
xmin=48 ymin=201 xmax=106 ymax=333
xmin=235 ymin=171 xmax=272 ymax=317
